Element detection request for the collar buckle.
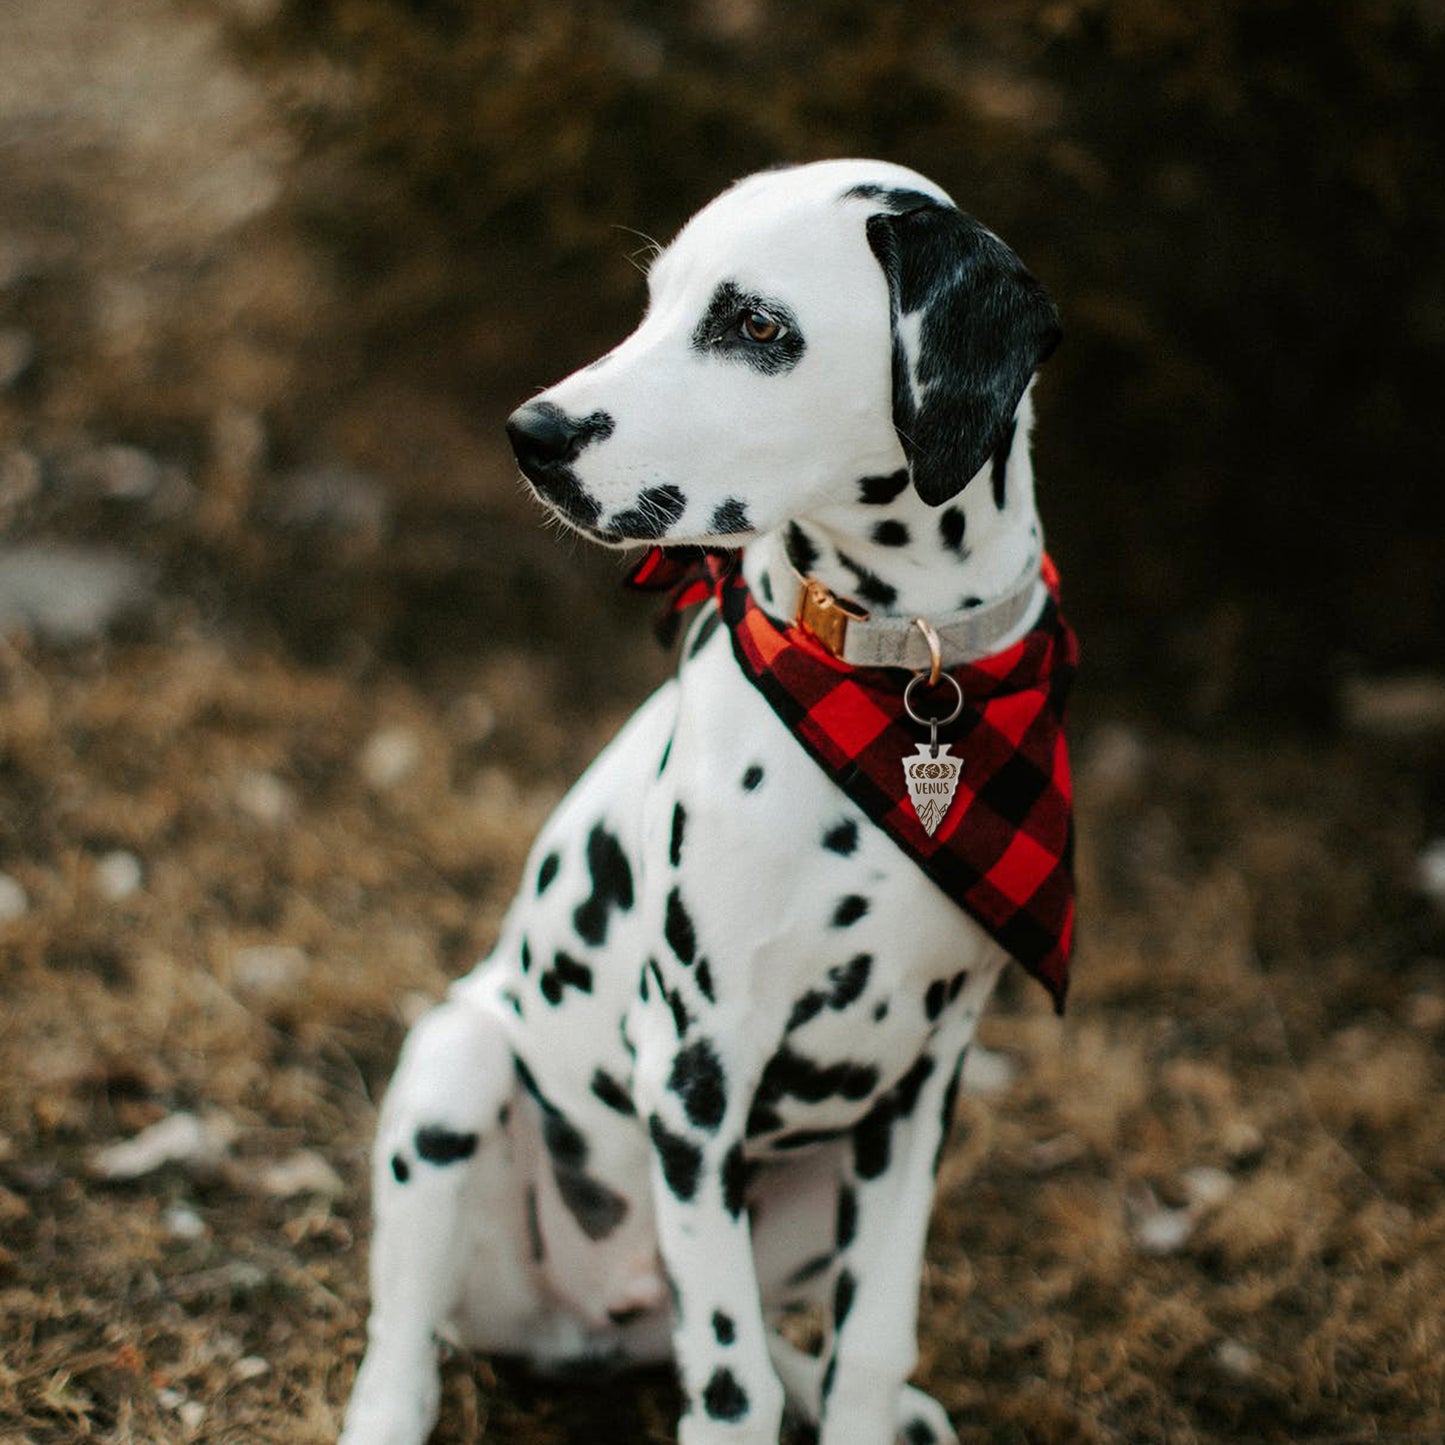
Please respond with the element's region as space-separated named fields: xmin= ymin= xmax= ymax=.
xmin=796 ymin=577 xmax=870 ymax=658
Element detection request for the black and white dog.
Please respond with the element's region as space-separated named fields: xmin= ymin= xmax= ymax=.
xmin=340 ymin=159 xmax=1064 ymax=1445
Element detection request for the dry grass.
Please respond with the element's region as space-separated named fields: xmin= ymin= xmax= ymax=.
xmin=1 ymin=618 xmax=1443 ymax=1444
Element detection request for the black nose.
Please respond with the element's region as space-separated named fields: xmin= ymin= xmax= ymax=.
xmin=506 ymin=402 xmax=586 ymax=472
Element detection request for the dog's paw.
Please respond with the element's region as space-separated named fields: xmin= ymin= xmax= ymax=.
xmin=894 ymin=1386 xmax=958 ymax=1445
xmin=338 ymin=1354 xmax=440 ymax=1445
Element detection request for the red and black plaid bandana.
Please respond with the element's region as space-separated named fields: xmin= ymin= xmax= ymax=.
xmin=629 ymin=548 xmax=1078 ymax=1012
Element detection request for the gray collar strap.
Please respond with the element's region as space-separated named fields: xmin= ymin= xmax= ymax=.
xmin=756 ymin=538 xmax=1044 ymax=672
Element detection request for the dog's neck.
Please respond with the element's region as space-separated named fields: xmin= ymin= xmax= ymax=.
xmin=742 ymin=408 xmax=1044 ymax=629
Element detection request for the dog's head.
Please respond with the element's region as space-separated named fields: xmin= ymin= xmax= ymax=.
xmin=507 ymin=159 xmax=1060 ymax=546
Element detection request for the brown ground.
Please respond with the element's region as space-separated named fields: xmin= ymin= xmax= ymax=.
xmin=2 ymin=4 xmax=1444 ymax=1443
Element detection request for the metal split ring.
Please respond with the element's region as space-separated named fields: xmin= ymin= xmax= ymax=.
xmin=903 ymin=669 xmax=964 ymax=729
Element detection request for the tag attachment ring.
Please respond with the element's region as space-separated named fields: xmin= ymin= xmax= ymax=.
xmin=903 ymin=670 xmax=963 ymax=730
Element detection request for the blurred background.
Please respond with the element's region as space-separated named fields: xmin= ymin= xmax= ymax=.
xmin=2 ymin=2 xmax=1444 ymax=1442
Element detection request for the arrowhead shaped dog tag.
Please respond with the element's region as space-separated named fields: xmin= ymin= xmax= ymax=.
xmin=904 ymin=742 xmax=962 ymax=836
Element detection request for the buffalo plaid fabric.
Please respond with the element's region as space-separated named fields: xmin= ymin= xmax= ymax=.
xmin=629 ymin=548 xmax=1078 ymax=1012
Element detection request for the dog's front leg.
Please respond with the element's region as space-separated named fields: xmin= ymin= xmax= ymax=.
xmin=814 ymin=980 xmax=1000 ymax=1445
xmin=633 ymin=1017 xmax=785 ymax=1444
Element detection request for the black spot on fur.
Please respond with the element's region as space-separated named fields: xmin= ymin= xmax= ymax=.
xmin=934 ymin=1049 xmax=968 ymax=1175
xmin=669 ymin=1038 xmax=728 ymax=1132
xmin=785 ymin=522 xmax=819 ymax=575
xmin=873 ymin=999 xmax=890 ymax=1022
xmin=648 ymin=1114 xmax=703 ymax=1202
xmin=709 ymin=498 xmax=752 ymax=534
xmin=871 ymin=519 xmax=910 ymax=548
xmin=786 ymin=990 xmax=825 ymax=1033
xmin=835 ymin=549 xmax=898 ymax=609
xmin=573 ymin=825 xmax=634 ymax=947
xmin=390 ymin=1153 xmax=410 ymax=1183
xmin=760 ymin=571 xmax=774 ymax=604
xmin=591 ymin=1068 xmax=636 ymax=1116
xmin=540 ymin=950 xmax=594 ymax=1006
xmin=556 ymin=1168 xmax=630 ymax=1240
xmin=664 ymin=887 xmax=698 ymax=964
xmin=787 ymin=1252 xmax=835 ymax=1287
xmin=924 ymin=979 xmax=948 ymax=1021
xmin=519 ymin=938 xmax=532 ymax=973
xmin=536 ymin=852 xmax=560 ymax=894
xmin=608 ymin=1304 xmax=651 ymax=1326
xmin=712 ymin=1310 xmax=736 ymax=1346
xmin=823 ymin=817 xmax=858 ymax=855
xmin=853 ymin=1055 xmax=937 ymax=1180
xmin=669 ymin=802 xmax=687 ymax=867
xmin=741 ymin=764 xmax=764 ymax=792
xmin=542 ymin=1109 xmax=588 ymax=1170
xmin=415 ymin=1125 xmax=478 ymax=1165
xmin=525 ymin=1185 xmax=545 ymax=1262
xmin=769 ymin=1126 xmax=848 ymax=1151
xmin=722 ymin=1140 xmax=749 ymax=1218
xmin=939 ymin=506 xmax=967 ymax=553
xmin=832 ymin=895 xmax=870 ymax=928
xmin=833 ymin=1269 xmax=857 ymax=1329
xmin=703 ymin=1366 xmax=750 ymax=1422
xmin=836 ymin=1183 xmax=858 ymax=1248
xmin=695 ymin=957 xmax=716 ymax=1003
xmin=858 ymin=468 xmax=910 ymax=505
xmin=750 ymin=1046 xmax=880 ymax=1134
xmin=650 ymin=956 xmax=692 ymax=1038
xmin=991 ymin=419 xmax=1017 ymax=511
xmin=608 ymin=483 xmax=687 ymax=540
xmin=948 ymin=969 xmax=969 ymax=1002
xmin=820 ymin=1353 xmax=838 ymax=1402
xmin=658 ymin=733 xmax=673 ymax=776
xmin=902 ymin=1417 xmax=939 ymax=1445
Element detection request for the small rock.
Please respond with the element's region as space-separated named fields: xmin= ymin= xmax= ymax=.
xmin=360 ymin=725 xmax=422 ymax=788
xmin=1220 ymin=1119 xmax=1267 ymax=1167
xmin=233 ymin=1355 xmax=271 ymax=1381
xmin=68 ymin=444 xmax=161 ymax=501
xmin=0 ymin=873 xmax=27 ymax=924
xmin=95 ymin=850 xmax=144 ymax=901
xmin=1078 ymin=721 xmax=1147 ymax=804
xmin=255 ymin=1149 xmax=346 ymax=1199
xmin=156 ymin=1386 xmax=186 ymax=1411
xmin=0 ymin=327 xmax=33 ymax=390
xmin=1182 ymin=1165 xmax=1236 ymax=1211
xmin=178 ymin=1400 xmax=206 ymax=1430
xmin=163 ymin=1205 xmax=208 ymax=1242
xmin=962 ymin=1043 xmax=1018 ymax=1098
xmin=1415 ymin=839 xmax=1445 ymax=909
xmin=88 ymin=1110 xmax=236 ymax=1181
xmin=1214 ymin=1338 xmax=1260 ymax=1379
xmin=271 ymin=463 xmax=390 ymax=540
xmin=1027 ymin=1132 xmax=1088 ymax=1174
xmin=233 ymin=769 xmax=295 ymax=824
xmin=1127 ymin=1182 xmax=1197 ymax=1256
xmin=232 ymin=944 xmax=309 ymax=1000
xmin=1341 ymin=673 xmax=1445 ymax=739
xmin=0 ymin=544 xmax=153 ymax=644
xmin=0 ymin=449 xmax=41 ymax=509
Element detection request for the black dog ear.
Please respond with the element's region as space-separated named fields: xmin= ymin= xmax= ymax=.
xmin=863 ymin=199 xmax=1061 ymax=507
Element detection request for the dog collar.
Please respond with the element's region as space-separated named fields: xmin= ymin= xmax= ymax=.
xmin=746 ymin=531 xmax=1045 ymax=673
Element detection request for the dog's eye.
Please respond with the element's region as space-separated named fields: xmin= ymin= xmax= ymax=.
xmin=740 ymin=311 xmax=784 ymax=344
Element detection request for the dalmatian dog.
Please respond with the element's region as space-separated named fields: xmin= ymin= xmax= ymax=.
xmin=340 ymin=159 xmax=1063 ymax=1445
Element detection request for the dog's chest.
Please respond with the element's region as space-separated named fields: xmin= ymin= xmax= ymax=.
xmin=466 ymin=610 xmax=998 ymax=1154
